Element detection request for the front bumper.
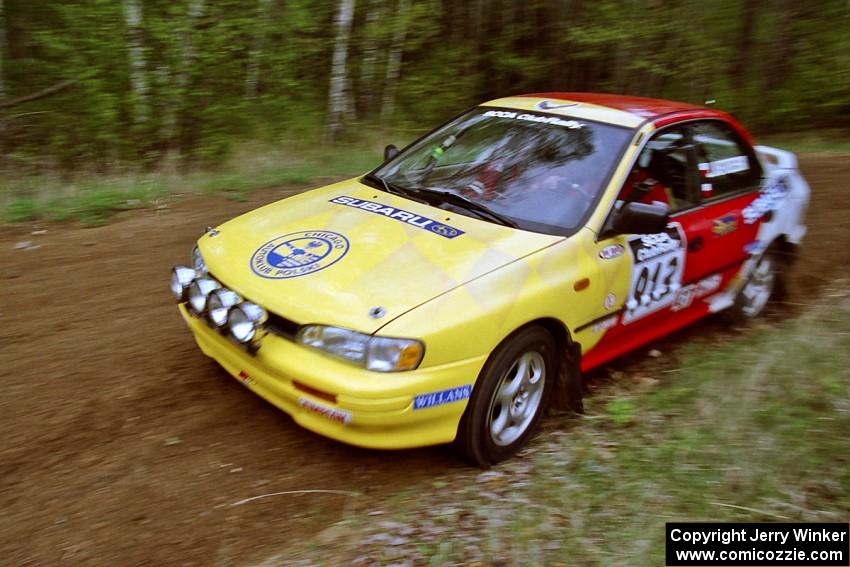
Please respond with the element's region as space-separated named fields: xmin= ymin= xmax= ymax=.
xmin=179 ymin=305 xmax=487 ymax=449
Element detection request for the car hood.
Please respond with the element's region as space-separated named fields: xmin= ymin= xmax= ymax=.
xmin=199 ymin=178 xmax=563 ymax=334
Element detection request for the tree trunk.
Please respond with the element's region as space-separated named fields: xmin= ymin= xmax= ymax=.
xmin=122 ymin=0 xmax=148 ymax=125
xmin=0 ymin=0 xmax=5 ymax=102
xmin=177 ymin=0 xmax=206 ymax=93
xmin=245 ymin=0 xmax=273 ymax=100
xmin=380 ymin=0 xmax=408 ymax=122
xmin=0 ymin=0 xmax=6 ymax=140
xmin=763 ymin=0 xmax=795 ymax=94
xmin=325 ymin=0 xmax=356 ymax=141
xmin=163 ymin=0 xmax=206 ymax=154
xmin=731 ymin=0 xmax=757 ymax=90
xmin=358 ymin=0 xmax=380 ymax=116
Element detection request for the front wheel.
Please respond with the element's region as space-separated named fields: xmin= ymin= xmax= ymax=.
xmin=454 ymin=327 xmax=556 ymax=467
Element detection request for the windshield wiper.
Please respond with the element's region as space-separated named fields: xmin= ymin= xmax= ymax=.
xmin=419 ymin=189 xmax=518 ymax=228
xmin=363 ymin=172 xmax=398 ymax=195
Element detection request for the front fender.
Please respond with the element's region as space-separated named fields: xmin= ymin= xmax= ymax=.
xmin=377 ymin=235 xmax=604 ymax=370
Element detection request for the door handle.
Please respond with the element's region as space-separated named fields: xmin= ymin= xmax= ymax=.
xmin=688 ymin=236 xmax=704 ymax=252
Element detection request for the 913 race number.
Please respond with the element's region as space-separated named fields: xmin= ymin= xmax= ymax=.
xmin=622 ymin=225 xmax=686 ymax=324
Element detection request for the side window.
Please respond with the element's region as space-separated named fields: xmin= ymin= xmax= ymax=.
xmin=691 ymin=121 xmax=761 ymax=199
xmin=620 ymin=127 xmax=696 ymax=213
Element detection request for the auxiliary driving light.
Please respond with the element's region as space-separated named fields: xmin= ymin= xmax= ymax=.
xmin=207 ymin=289 xmax=241 ymax=328
xmin=170 ymin=265 xmax=197 ymax=302
xmin=187 ymin=277 xmax=221 ymax=315
xmin=191 ymin=245 xmax=208 ymax=273
xmin=227 ymin=302 xmax=267 ymax=344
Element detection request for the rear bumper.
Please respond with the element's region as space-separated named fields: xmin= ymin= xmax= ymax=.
xmin=179 ymin=305 xmax=487 ymax=449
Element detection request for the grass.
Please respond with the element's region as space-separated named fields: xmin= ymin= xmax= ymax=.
xmin=0 ymin=136 xmax=394 ymax=226
xmin=293 ymin=289 xmax=850 ymax=566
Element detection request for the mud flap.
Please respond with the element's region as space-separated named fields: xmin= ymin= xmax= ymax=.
xmin=550 ymin=342 xmax=584 ymax=414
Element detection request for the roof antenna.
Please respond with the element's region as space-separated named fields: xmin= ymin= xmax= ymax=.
xmin=704 ymin=99 xmax=717 ymax=106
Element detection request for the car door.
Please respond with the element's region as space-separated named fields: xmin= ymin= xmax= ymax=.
xmin=579 ymin=120 xmax=771 ymax=371
xmin=581 ymin=125 xmax=701 ymax=370
xmin=670 ymin=120 xmax=765 ymax=310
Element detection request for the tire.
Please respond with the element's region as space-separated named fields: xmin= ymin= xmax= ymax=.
xmin=454 ymin=326 xmax=557 ymax=467
xmin=729 ymin=251 xmax=781 ymax=320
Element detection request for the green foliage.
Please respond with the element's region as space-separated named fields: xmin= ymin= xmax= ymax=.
xmin=6 ymin=196 xmax=37 ymax=222
xmin=0 ymin=0 xmax=848 ymax=173
xmin=605 ymin=398 xmax=635 ymax=426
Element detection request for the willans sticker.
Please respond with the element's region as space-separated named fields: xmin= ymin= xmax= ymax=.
xmin=413 ymin=385 xmax=472 ymax=410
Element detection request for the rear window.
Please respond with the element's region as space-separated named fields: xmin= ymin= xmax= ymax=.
xmin=692 ymin=121 xmax=761 ymax=198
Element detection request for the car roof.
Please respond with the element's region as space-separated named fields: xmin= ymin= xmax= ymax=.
xmin=520 ymin=92 xmax=704 ymax=120
xmin=482 ymin=92 xmax=752 ymax=144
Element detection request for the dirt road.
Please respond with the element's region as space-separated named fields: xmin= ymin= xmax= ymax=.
xmin=1 ymin=156 xmax=847 ymax=565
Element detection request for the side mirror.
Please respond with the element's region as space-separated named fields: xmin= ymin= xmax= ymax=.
xmin=384 ymin=144 xmax=399 ymax=162
xmin=611 ymin=201 xmax=670 ymax=235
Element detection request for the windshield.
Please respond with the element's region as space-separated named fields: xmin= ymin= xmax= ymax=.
xmin=372 ymin=107 xmax=633 ymax=235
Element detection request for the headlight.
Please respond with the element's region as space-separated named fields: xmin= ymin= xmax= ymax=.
xmin=297 ymin=325 xmax=424 ymax=372
xmin=227 ymin=302 xmax=267 ymax=344
xmin=367 ymin=336 xmax=425 ymax=372
xmin=207 ymin=289 xmax=241 ymax=328
xmin=170 ymin=265 xmax=197 ymax=302
xmin=192 ymin=245 xmax=208 ymax=273
xmin=187 ymin=277 xmax=220 ymax=315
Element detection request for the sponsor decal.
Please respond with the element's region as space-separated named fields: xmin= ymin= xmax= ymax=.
xmin=712 ymin=214 xmax=738 ymax=236
xmin=482 ymin=109 xmax=584 ymax=129
xmin=742 ymin=176 xmax=789 ymax=224
xmin=698 ymin=274 xmax=723 ymax=295
xmin=671 ymin=273 xmax=724 ymax=312
xmin=623 ymin=224 xmax=686 ymax=324
xmin=298 ymin=397 xmax=352 ymax=424
xmin=698 ymin=163 xmax=714 ymax=196
xmin=705 ymin=155 xmax=749 ymax=177
xmin=534 ymin=100 xmax=580 ymax=111
xmin=250 ymin=230 xmax=349 ymax=279
xmin=330 ymin=196 xmax=464 ymax=239
xmin=592 ymin=314 xmax=618 ymax=333
xmin=604 ymin=292 xmax=617 ymax=310
xmin=413 ymin=385 xmax=472 ymax=410
xmin=599 ymin=243 xmax=625 ymax=260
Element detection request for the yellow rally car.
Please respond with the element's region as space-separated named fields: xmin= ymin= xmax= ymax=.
xmin=171 ymin=93 xmax=809 ymax=466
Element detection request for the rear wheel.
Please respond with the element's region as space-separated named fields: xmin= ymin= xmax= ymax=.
xmin=454 ymin=327 xmax=556 ymax=467
xmin=730 ymin=252 xmax=780 ymax=319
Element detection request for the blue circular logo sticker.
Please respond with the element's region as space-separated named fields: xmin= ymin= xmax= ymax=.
xmin=430 ymin=223 xmax=460 ymax=238
xmin=250 ymin=230 xmax=349 ymax=279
